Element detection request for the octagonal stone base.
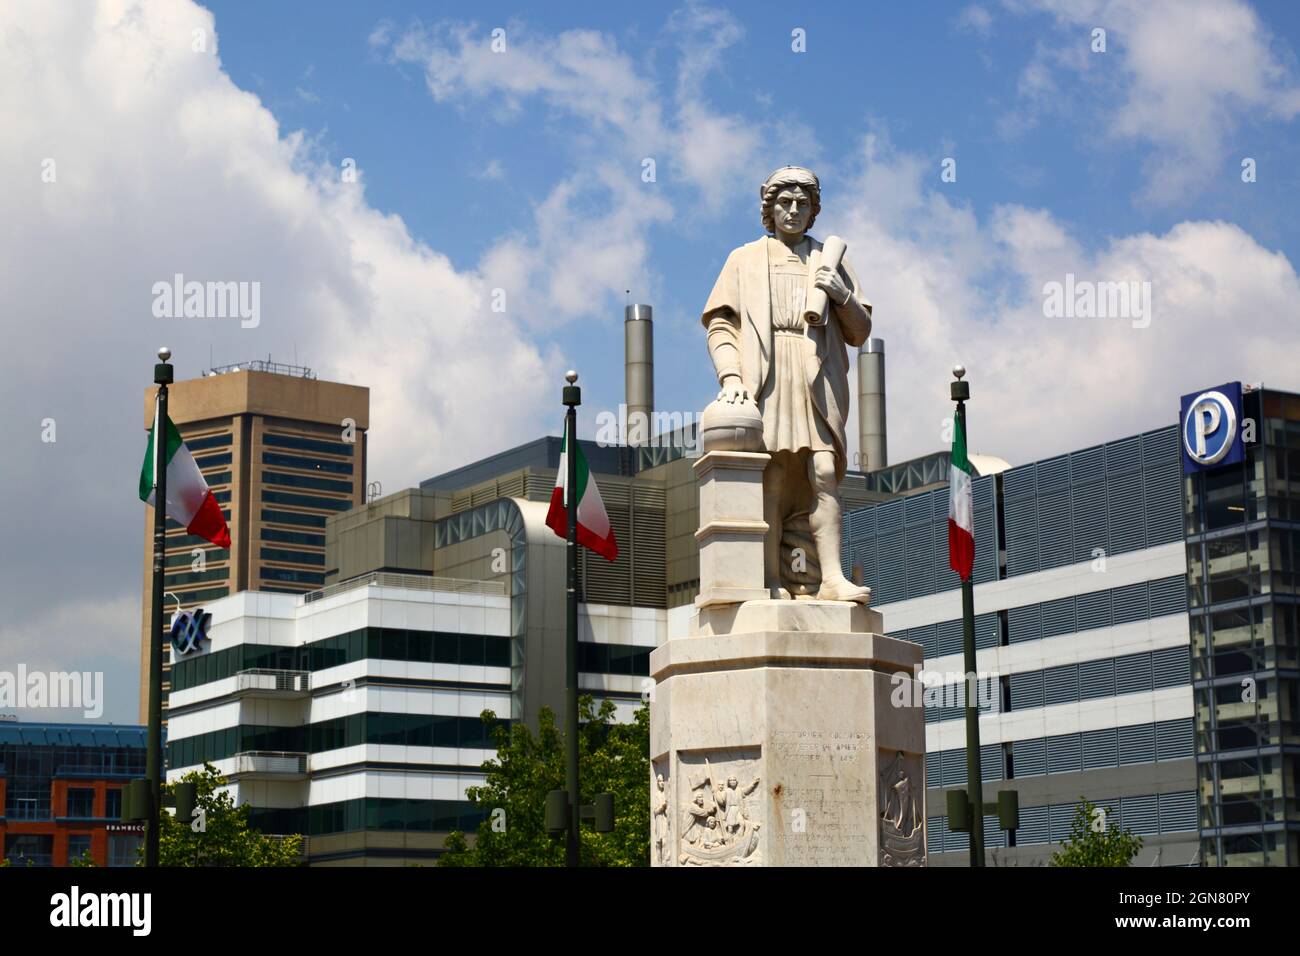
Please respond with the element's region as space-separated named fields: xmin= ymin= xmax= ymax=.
xmin=649 ymin=600 xmax=927 ymax=867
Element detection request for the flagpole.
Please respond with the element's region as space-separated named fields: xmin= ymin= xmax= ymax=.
xmin=952 ymin=364 xmax=985 ymax=868
xmin=562 ymin=370 xmax=581 ymax=867
xmin=147 ymin=346 xmax=173 ymax=868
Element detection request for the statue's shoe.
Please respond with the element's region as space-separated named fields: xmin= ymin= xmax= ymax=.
xmin=816 ymin=578 xmax=872 ymax=604
xmin=765 ymin=583 xmax=792 ymax=600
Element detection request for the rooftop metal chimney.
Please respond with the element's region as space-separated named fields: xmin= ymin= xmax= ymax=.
xmin=858 ymin=338 xmax=887 ymax=472
xmin=625 ymin=304 xmax=654 ymax=446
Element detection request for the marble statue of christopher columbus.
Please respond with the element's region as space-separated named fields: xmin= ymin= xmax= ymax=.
xmin=701 ymin=165 xmax=872 ymax=603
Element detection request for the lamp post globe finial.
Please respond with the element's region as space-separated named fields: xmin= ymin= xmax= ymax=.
xmin=158 ymin=346 xmax=172 ymax=363
xmin=952 ymin=364 xmax=966 ymax=380
xmin=565 ymin=370 xmax=578 ymax=384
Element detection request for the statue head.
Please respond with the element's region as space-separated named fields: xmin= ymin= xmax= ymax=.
xmin=694 ymin=791 xmax=705 ymax=806
xmin=656 ymin=773 xmax=664 ymax=790
xmin=727 ymin=775 xmax=738 ymax=788
xmin=760 ymin=165 xmax=820 ymax=237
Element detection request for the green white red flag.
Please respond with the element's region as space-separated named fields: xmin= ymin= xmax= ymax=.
xmin=138 ymin=403 xmax=231 ymax=549
xmin=545 ymin=419 xmax=618 ymax=561
xmin=948 ymin=414 xmax=974 ymax=580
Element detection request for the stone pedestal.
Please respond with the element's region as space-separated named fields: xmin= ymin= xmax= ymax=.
xmin=652 ymin=401 xmax=927 ymax=866
xmin=649 ymin=600 xmax=927 ymax=866
xmin=693 ymin=450 xmax=770 ymax=608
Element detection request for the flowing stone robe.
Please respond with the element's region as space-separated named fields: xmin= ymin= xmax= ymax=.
xmin=702 ymin=235 xmax=872 ymax=483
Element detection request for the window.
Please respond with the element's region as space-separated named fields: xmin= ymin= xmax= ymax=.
xmin=184 ymin=433 xmax=232 ymax=452
xmin=164 ymin=566 xmax=229 ymax=587
xmin=262 ymin=432 xmax=355 ymax=457
xmin=260 ymin=567 xmax=325 ymax=586
xmin=67 ymin=835 xmax=93 ymax=863
xmin=262 ymin=508 xmax=327 ymax=528
xmin=262 ymin=490 xmax=352 ymax=511
xmin=108 ymin=834 xmax=141 ymax=867
xmin=261 ymin=527 xmax=325 ymax=547
xmin=260 ymin=547 xmax=325 ymax=566
xmin=66 ymin=787 xmax=95 ymax=818
xmin=262 ymin=451 xmax=353 ymax=474
xmin=194 ymin=452 xmax=233 ymax=469
xmin=262 ymin=470 xmax=353 ymax=494
xmin=5 ymin=834 xmax=53 ymax=866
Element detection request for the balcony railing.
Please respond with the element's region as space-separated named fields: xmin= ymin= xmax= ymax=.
xmin=234 ymin=669 xmax=311 ymax=696
xmin=230 ymin=751 xmax=308 ymax=779
xmin=267 ymin=834 xmax=310 ymax=860
xmin=301 ymin=572 xmax=505 ymax=605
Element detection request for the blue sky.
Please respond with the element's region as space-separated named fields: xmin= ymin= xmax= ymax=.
xmin=198 ymin=0 xmax=1300 ymax=462
xmin=4 ymin=0 xmax=1300 ymax=722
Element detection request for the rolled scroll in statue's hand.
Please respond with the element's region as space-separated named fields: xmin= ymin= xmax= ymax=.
xmin=803 ymin=235 xmax=847 ymax=327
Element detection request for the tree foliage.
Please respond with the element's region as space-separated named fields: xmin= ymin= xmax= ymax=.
xmin=152 ymin=762 xmax=304 ymax=867
xmin=1049 ymin=796 xmax=1143 ymax=867
xmin=439 ymin=697 xmax=650 ymax=867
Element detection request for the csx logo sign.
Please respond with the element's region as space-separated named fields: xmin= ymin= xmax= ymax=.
xmin=169 ymin=609 xmax=211 ymax=657
xmin=1180 ymin=382 xmax=1246 ymax=473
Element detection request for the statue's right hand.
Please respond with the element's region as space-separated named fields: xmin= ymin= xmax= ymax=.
xmin=718 ymin=376 xmax=748 ymax=404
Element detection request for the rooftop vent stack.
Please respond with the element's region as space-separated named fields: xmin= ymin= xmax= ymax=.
xmin=624 ymin=304 xmax=654 ymax=446
xmin=858 ymin=338 xmax=887 ymax=472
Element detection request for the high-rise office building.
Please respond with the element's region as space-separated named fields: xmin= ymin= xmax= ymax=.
xmin=1185 ymin=385 xmax=1300 ymax=866
xmin=139 ymin=360 xmax=369 ymax=721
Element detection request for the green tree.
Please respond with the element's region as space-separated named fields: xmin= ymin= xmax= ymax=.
xmin=1050 ymin=796 xmax=1143 ymax=867
xmin=70 ymin=848 xmax=97 ymax=867
xmin=151 ymin=762 xmax=303 ymax=866
xmin=439 ymin=697 xmax=650 ymax=867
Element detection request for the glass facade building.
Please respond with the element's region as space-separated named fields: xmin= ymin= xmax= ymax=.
xmin=1187 ymin=388 xmax=1300 ymax=866
xmin=844 ymin=424 xmax=1198 ymax=865
xmin=0 ymin=722 xmax=146 ymax=866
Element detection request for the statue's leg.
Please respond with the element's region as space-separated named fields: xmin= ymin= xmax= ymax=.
xmin=763 ymin=453 xmax=791 ymax=599
xmin=808 ymin=450 xmax=871 ymax=603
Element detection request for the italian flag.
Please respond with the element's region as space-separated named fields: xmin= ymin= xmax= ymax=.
xmin=947 ymin=413 xmax=974 ymax=581
xmin=138 ymin=404 xmax=232 ymax=549
xmin=545 ymin=419 xmax=618 ymax=561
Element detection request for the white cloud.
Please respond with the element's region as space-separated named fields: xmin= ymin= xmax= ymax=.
xmin=0 ymin=0 xmax=554 ymax=696
xmin=1003 ymin=0 xmax=1300 ymax=202
xmin=824 ymin=133 xmax=1300 ymax=467
xmin=955 ymin=4 xmax=995 ymax=37
xmin=376 ymin=8 xmax=795 ymax=328
xmin=474 ymin=158 xmax=505 ymax=181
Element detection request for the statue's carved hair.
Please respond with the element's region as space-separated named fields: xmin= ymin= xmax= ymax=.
xmin=760 ymin=166 xmax=821 ymax=234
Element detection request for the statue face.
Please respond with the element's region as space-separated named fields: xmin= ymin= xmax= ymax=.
xmin=727 ymin=776 xmax=738 ymax=788
xmin=773 ymin=186 xmax=812 ymax=238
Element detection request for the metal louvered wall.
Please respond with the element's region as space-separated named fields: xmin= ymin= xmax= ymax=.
xmin=843 ymin=427 xmax=1183 ymax=600
xmin=843 ymin=474 xmax=997 ymax=603
xmin=921 ymin=646 xmax=1190 ymax=725
xmin=1001 ymin=426 xmax=1182 ymax=579
xmin=580 ymin=480 xmax=666 ymax=608
xmin=1004 ymin=575 xmax=1186 ymax=645
xmin=928 ymin=788 xmax=1197 ymax=853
